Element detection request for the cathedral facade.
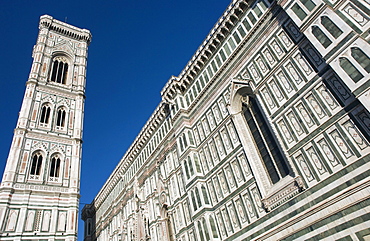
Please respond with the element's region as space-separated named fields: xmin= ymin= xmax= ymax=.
xmin=82 ymin=0 xmax=370 ymax=240
xmin=0 ymin=15 xmax=91 ymax=240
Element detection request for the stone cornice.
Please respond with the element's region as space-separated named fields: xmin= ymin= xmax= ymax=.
xmin=93 ymin=0 xmax=252 ymax=210
xmin=39 ymin=15 xmax=92 ymax=45
xmin=160 ymin=0 xmax=249 ymax=101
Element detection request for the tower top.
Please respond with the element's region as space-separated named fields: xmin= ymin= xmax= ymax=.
xmin=39 ymin=14 xmax=92 ymax=45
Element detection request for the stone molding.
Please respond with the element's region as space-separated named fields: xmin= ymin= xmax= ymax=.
xmin=262 ymin=176 xmax=304 ymax=212
xmin=39 ymin=15 xmax=91 ymax=44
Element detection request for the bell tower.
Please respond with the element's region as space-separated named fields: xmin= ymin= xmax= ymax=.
xmin=0 ymin=15 xmax=91 ymax=240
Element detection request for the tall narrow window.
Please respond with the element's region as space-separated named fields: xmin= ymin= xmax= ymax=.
xmin=191 ymin=191 xmax=197 ymax=211
xmin=188 ymin=156 xmax=195 ymax=176
xmin=243 ymin=98 xmax=289 ymax=184
xmin=50 ymin=155 xmax=61 ymax=178
xmin=202 ymin=218 xmax=211 ymax=241
xmin=183 ymin=133 xmax=188 ymax=147
xmin=209 ymin=216 xmax=219 ymax=238
xmin=253 ymin=4 xmax=262 ymax=17
xmin=198 ymin=222 xmax=205 ymax=241
xmin=195 ymin=187 xmax=202 ymax=207
xmin=56 ymin=107 xmax=66 ymax=128
xmin=242 ymin=19 xmax=251 ymax=31
xmin=351 ymin=48 xmax=370 ymax=73
xmin=188 ymin=131 xmax=194 ymax=145
xmin=184 ymin=161 xmax=190 ymax=179
xmin=292 ymin=4 xmax=307 ymax=21
xmin=201 ymin=185 xmax=210 ymax=204
xmin=300 ymin=0 xmax=315 ymax=11
xmin=179 ymin=138 xmax=184 ymax=152
xmin=321 ymin=16 xmax=342 ymax=39
xmin=50 ymin=57 xmax=68 ymax=84
xmin=40 ymin=105 xmax=51 ymax=124
xmin=30 ymin=152 xmax=43 ymax=178
xmin=340 ymin=57 xmax=364 ymax=83
xmin=247 ymin=12 xmax=257 ymax=24
xmin=312 ymin=26 xmax=332 ymax=48
xmin=193 ymin=154 xmax=202 ymax=173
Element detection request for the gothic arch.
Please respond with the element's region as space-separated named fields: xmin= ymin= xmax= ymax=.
xmin=228 ymin=80 xmax=293 ymax=195
xmin=48 ymin=152 xmax=63 ymax=181
xmin=55 ymin=105 xmax=68 ymax=130
xmin=159 ymin=204 xmax=174 ymax=241
xmin=228 ymin=81 xmax=254 ymax=116
xmin=39 ymin=102 xmax=53 ymax=127
xmin=28 ymin=150 xmax=45 ymax=181
xmin=49 ymin=54 xmax=72 ymax=85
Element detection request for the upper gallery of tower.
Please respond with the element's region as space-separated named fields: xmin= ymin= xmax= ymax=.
xmin=28 ymin=15 xmax=91 ymax=93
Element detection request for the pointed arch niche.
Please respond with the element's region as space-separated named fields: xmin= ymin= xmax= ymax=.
xmin=228 ymin=79 xmax=303 ymax=211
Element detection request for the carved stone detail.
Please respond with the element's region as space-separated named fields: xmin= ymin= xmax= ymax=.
xmin=262 ymin=176 xmax=305 ymax=212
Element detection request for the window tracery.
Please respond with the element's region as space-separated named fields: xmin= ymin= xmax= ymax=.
xmin=50 ymin=56 xmax=69 ymax=84
xmin=243 ymin=97 xmax=290 ymax=184
xmin=49 ymin=154 xmax=61 ymax=182
xmin=56 ymin=106 xmax=67 ymax=128
xmin=39 ymin=103 xmax=52 ymax=127
xmin=29 ymin=152 xmax=43 ymax=180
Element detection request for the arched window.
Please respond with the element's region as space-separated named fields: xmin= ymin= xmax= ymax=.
xmin=209 ymin=215 xmax=219 ymax=238
xmin=340 ymin=57 xmax=363 ymax=83
xmin=202 ymin=218 xmax=211 ymax=241
xmin=195 ymin=187 xmax=202 ymax=207
xmin=49 ymin=155 xmax=61 ymax=178
xmin=351 ymin=48 xmax=370 ymax=73
xmin=182 ymin=133 xmax=188 ymax=147
xmin=56 ymin=107 xmax=66 ymax=128
xmin=40 ymin=104 xmax=51 ymax=124
xmin=191 ymin=191 xmax=197 ymax=211
xmin=193 ymin=153 xmax=202 ymax=173
xmin=198 ymin=221 xmax=205 ymax=241
xmin=243 ymin=98 xmax=289 ymax=184
xmin=312 ymin=26 xmax=332 ymax=48
xmin=50 ymin=57 xmax=68 ymax=84
xmin=179 ymin=138 xmax=184 ymax=152
xmin=30 ymin=152 xmax=43 ymax=179
xmin=184 ymin=161 xmax=190 ymax=179
xmin=188 ymin=130 xmax=194 ymax=145
xmin=188 ymin=156 xmax=194 ymax=176
xmin=321 ymin=16 xmax=342 ymax=39
xmin=201 ymin=185 xmax=210 ymax=204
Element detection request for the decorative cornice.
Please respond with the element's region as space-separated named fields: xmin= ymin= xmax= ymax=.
xmin=39 ymin=15 xmax=92 ymax=45
xmin=93 ymin=0 xmax=252 ymax=210
xmin=94 ymin=102 xmax=169 ymax=208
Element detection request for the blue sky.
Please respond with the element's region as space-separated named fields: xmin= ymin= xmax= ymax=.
xmin=0 ymin=0 xmax=229 ymax=239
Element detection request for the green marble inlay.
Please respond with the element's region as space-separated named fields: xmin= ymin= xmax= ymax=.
xmin=226 ymin=155 xmax=370 ymax=240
